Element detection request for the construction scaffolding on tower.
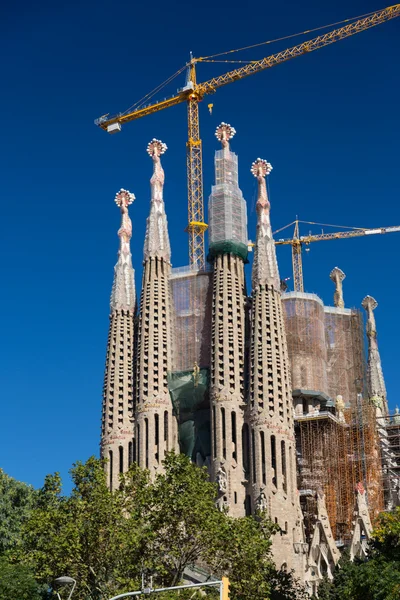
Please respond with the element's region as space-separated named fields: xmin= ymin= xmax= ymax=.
xmin=168 ymin=265 xmax=213 ymax=463
xmin=281 ymin=292 xmax=383 ymax=545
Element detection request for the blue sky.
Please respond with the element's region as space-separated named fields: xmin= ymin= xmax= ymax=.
xmin=1 ymin=0 xmax=399 ymax=492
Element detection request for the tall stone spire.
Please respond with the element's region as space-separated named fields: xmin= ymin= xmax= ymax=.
xmin=250 ymin=158 xmax=279 ymax=290
xmin=246 ymin=159 xmax=305 ymax=575
xmin=330 ymin=267 xmax=346 ymax=309
xmin=143 ymin=139 xmax=171 ymax=262
xmin=209 ymin=123 xmax=247 ymax=516
xmin=101 ymin=189 xmax=136 ymax=490
xmin=362 ymin=295 xmax=388 ymax=414
xmin=111 ymin=189 xmax=136 ymax=310
xmin=135 ymin=139 xmax=178 ymax=473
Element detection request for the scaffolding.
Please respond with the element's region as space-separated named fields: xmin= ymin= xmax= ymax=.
xmin=168 ymin=266 xmax=213 ymax=462
xmin=170 ymin=265 xmax=212 ymax=372
xmin=296 ymin=398 xmax=384 ymax=545
xmin=208 ymin=146 xmax=248 ymax=262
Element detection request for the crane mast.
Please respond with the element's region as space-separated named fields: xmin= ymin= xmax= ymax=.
xmin=96 ymin=4 xmax=400 ymax=269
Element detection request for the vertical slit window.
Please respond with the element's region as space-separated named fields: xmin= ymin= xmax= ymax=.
xmin=252 ymin=429 xmax=256 ymax=483
xmin=242 ymin=424 xmax=250 ymax=475
xmin=137 ymin=425 xmax=140 ymax=465
xmin=119 ymin=446 xmax=124 ymax=474
xmin=128 ymin=442 xmax=132 ymax=466
xmin=145 ymin=418 xmax=149 ymax=469
xmin=231 ymin=411 xmax=237 ymax=461
xmin=260 ymin=431 xmax=266 ymax=485
xmin=109 ymin=450 xmax=113 ymax=491
xmin=281 ymin=441 xmax=287 ymax=493
xmin=213 ymin=406 xmax=217 ymax=458
xmin=155 ymin=413 xmax=159 ymax=463
xmin=221 ymin=407 xmax=226 ymax=459
xmin=133 ymin=438 xmax=136 ymax=463
xmin=271 ymin=435 xmax=277 ymax=487
xmin=164 ymin=411 xmax=169 ymax=451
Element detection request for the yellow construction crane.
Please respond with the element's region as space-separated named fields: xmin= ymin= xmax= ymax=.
xmin=275 ymin=219 xmax=400 ymax=292
xmin=95 ymin=4 xmax=400 ymax=270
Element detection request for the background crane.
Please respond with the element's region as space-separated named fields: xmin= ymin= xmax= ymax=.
xmin=274 ymin=220 xmax=400 ymax=292
xmin=95 ymin=4 xmax=400 ymax=270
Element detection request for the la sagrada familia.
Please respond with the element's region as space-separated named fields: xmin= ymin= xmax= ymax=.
xmin=100 ymin=124 xmax=391 ymax=591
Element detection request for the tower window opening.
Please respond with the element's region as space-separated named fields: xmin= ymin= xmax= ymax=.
xmin=213 ymin=406 xmax=217 ymax=458
xmin=242 ymin=423 xmax=250 ymax=475
xmin=137 ymin=425 xmax=140 ymax=465
xmin=271 ymin=435 xmax=277 ymax=487
xmin=231 ymin=411 xmax=237 ymax=461
xmin=109 ymin=450 xmax=113 ymax=491
xmin=260 ymin=431 xmax=266 ymax=485
xmin=281 ymin=440 xmax=287 ymax=493
xmin=155 ymin=413 xmax=159 ymax=463
xmin=119 ymin=446 xmax=124 ymax=474
xmin=145 ymin=418 xmax=149 ymax=469
xmin=164 ymin=411 xmax=169 ymax=450
xmin=252 ymin=429 xmax=256 ymax=483
xmin=221 ymin=407 xmax=226 ymax=459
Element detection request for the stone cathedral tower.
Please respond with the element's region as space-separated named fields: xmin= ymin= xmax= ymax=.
xmin=135 ymin=139 xmax=179 ymax=471
xmin=362 ymin=295 xmax=388 ymax=415
xmin=208 ymin=123 xmax=248 ymax=517
xmin=246 ymin=159 xmax=305 ymax=573
xmin=101 ymin=188 xmax=136 ymax=491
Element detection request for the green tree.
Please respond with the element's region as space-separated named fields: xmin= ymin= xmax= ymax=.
xmin=0 ymin=468 xmax=36 ymax=554
xmin=0 ymin=556 xmax=49 ymax=600
xmin=19 ymin=453 xmax=306 ymax=600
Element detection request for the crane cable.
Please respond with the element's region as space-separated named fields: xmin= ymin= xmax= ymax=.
xmin=198 ymin=7 xmax=382 ymax=61
xmin=121 ymin=64 xmax=188 ymax=116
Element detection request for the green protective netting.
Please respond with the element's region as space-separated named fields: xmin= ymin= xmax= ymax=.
xmin=168 ymin=368 xmax=211 ymax=462
xmin=207 ymin=240 xmax=248 ymax=263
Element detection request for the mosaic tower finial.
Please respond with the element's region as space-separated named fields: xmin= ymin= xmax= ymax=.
xmin=215 ymin=122 xmax=236 ymax=150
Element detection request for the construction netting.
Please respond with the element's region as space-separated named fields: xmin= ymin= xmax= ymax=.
xmin=325 ymin=307 xmax=365 ymax=408
xmin=168 ymin=266 xmax=213 ymax=462
xmin=208 ymin=147 xmax=248 ymax=262
xmin=282 ymin=292 xmax=328 ymax=394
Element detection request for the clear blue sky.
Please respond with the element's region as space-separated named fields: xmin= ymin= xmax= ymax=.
xmin=1 ymin=0 xmax=399 ymax=492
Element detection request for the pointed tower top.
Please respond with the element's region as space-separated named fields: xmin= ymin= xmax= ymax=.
xmin=215 ymin=122 xmax=236 ymax=150
xmin=330 ymin=267 xmax=346 ymax=308
xmin=110 ymin=188 xmax=136 ymax=312
xmin=362 ymin=295 xmax=387 ymax=411
xmin=251 ymin=158 xmax=280 ymax=290
xmin=143 ymin=138 xmax=171 ymax=262
xmin=362 ymin=295 xmax=378 ymax=337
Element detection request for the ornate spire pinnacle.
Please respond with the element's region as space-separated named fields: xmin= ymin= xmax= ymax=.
xmin=250 ymin=158 xmax=280 ymax=289
xmin=215 ymin=122 xmax=236 ymax=151
xmin=330 ymin=267 xmax=346 ymax=308
xmin=362 ymin=295 xmax=387 ymax=411
xmin=143 ymin=139 xmax=171 ymax=262
xmin=110 ymin=189 xmax=136 ymax=311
